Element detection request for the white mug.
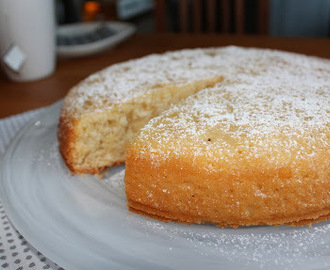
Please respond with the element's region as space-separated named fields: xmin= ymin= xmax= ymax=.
xmin=0 ymin=0 xmax=56 ymax=82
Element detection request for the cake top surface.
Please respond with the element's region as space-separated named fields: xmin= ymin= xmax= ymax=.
xmin=133 ymin=79 xmax=329 ymax=163
xmin=61 ymin=46 xmax=330 ymax=119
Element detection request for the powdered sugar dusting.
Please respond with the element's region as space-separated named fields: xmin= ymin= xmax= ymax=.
xmin=62 ymin=48 xmax=228 ymax=117
xmin=139 ymin=219 xmax=330 ymax=269
xmin=62 ymin=46 xmax=330 ymax=119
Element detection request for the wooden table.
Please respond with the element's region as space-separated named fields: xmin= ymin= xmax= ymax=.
xmin=0 ymin=33 xmax=329 ymax=118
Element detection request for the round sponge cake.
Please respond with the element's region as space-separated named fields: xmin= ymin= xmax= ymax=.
xmin=59 ymin=46 xmax=330 ymax=227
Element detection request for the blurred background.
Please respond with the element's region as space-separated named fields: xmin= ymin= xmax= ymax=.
xmin=56 ymin=0 xmax=330 ymax=37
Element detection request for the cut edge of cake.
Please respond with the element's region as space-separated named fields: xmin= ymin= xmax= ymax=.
xmin=58 ymin=76 xmax=224 ymax=175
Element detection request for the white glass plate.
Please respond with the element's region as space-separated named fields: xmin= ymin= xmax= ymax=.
xmin=1 ymin=102 xmax=329 ymax=270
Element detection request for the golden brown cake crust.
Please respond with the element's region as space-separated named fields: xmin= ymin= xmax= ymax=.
xmin=58 ymin=116 xmax=77 ymax=173
xmin=128 ymin=205 xmax=330 ymax=228
xmin=125 ymin=148 xmax=330 ymax=228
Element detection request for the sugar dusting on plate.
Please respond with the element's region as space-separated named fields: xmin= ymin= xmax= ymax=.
xmin=142 ymin=219 xmax=330 ymax=269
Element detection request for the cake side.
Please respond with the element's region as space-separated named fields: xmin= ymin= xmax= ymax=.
xmin=125 ymin=97 xmax=330 ymax=227
xmin=125 ymin=144 xmax=329 ymax=227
